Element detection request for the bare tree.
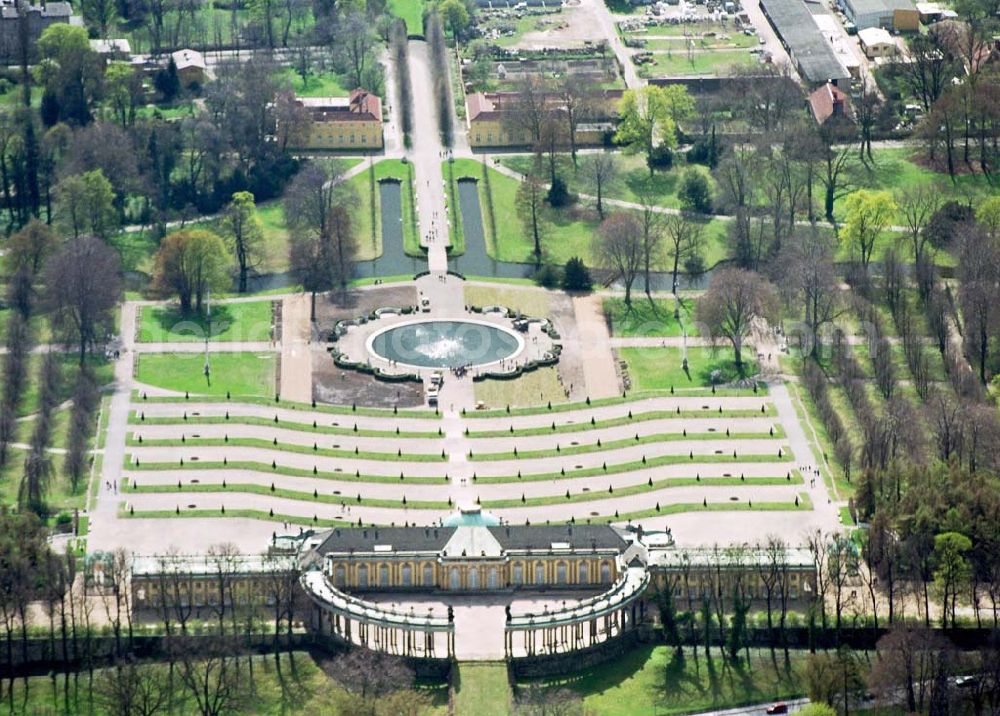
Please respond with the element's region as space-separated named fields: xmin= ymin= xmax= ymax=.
xmin=207 ymin=543 xmax=241 ymax=635
xmin=695 ymin=268 xmax=779 ymax=368
xmin=285 ymin=160 xmax=356 ymax=318
xmin=558 ymin=79 xmax=595 ymax=164
xmin=516 ymin=162 xmax=548 ymax=261
xmin=807 ymin=529 xmax=831 ymax=628
xmin=328 ymin=648 xmax=416 ymax=704
xmin=778 ymin=227 xmax=841 ymax=358
xmin=893 ymin=32 xmax=953 ymax=113
xmin=580 ymin=152 xmax=618 ymax=220
xmin=514 ymin=683 xmax=587 ymax=715
xmin=337 ymin=12 xmax=376 ymax=89
xmin=503 ymin=73 xmax=550 ymax=148
xmin=663 ymin=213 xmax=704 ymax=295
xmin=95 ymin=658 xmax=171 ymax=716
xmin=635 ymin=178 xmax=665 ymax=301
xmin=594 ymin=213 xmax=644 ymax=307
xmin=898 ymin=183 xmax=942 ymax=267
xmin=177 ymin=640 xmax=246 ymax=716
xmin=958 ymin=223 xmax=1000 ymax=383
xmin=43 ymin=235 xmax=122 ymax=365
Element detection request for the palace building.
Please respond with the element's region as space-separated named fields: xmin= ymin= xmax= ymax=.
xmin=301 ymin=507 xmax=626 ymax=592
xmin=465 ymin=90 xmax=624 ymax=148
xmin=123 ymin=509 xmax=818 ymax=662
xmin=290 ymin=89 xmax=384 ymax=151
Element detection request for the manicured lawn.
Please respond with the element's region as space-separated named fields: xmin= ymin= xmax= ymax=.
xmin=454 ymin=662 xmax=510 ymax=716
xmin=604 ymin=296 xmax=698 ymax=338
xmin=389 ymin=0 xmax=425 ymax=33
xmin=136 ymin=352 xmax=276 ymax=398
xmin=522 ymin=646 xmax=808 ymax=716
xmin=138 ymin=300 xmax=274 ymax=343
xmin=275 ymin=67 xmax=349 ymax=97
xmin=620 ymin=346 xmax=759 ymax=391
xmin=464 ymin=284 xmax=551 ymax=317
xmin=474 ymin=367 xmax=566 ymax=409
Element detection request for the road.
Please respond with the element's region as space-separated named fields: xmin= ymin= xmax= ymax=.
xmin=407 ymin=40 xmax=450 ymax=272
xmin=588 ymin=0 xmax=642 ymax=88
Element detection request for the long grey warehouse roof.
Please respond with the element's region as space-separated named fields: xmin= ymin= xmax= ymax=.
xmin=759 ymin=0 xmax=851 ymax=83
xmin=845 ymin=0 xmax=915 ymax=17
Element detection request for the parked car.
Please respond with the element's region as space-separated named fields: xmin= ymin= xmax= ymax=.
xmin=766 ymin=704 xmax=789 ymax=715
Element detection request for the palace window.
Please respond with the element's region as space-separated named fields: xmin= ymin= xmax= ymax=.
xmin=401 ymin=565 xmax=412 ymax=586
xmin=358 ymin=565 xmax=369 ymax=588
xmin=379 ymin=564 xmax=389 ymax=586
xmin=334 ymin=565 xmax=346 ymax=587
xmin=535 ymin=563 xmax=545 ymax=585
xmin=556 ymin=563 xmax=567 ymax=585
xmin=579 ymin=563 xmax=589 ymax=584
xmin=488 ymin=568 xmax=499 ymax=590
xmin=513 ymin=563 xmax=523 ymax=585
xmin=423 ymin=563 xmax=434 ymax=586
xmin=449 ymin=568 xmax=460 ymax=590
xmin=468 ymin=568 xmax=479 ymax=590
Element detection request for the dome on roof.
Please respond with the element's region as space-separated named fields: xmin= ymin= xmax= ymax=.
xmin=442 ymin=505 xmax=500 ymax=527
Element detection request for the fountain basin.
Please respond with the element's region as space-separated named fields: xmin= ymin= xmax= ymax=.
xmin=366 ymin=319 xmax=524 ymax=369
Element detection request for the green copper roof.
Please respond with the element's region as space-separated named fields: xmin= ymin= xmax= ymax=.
xmin=442 ymin=506 xmax=501 ymax=528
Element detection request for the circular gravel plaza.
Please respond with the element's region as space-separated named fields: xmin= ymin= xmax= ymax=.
xmin=367 ymin=319 xmax=524 ymax=369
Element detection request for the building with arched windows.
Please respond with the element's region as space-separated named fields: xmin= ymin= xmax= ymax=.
xmin=302 ymin=507 xmax=627 ymax=594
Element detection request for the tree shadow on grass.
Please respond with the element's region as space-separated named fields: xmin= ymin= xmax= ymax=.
xmin=694 ymin=356 xmax=758 ymax=388
xmin=528 ymin=644 xmax=657 ymax=699
xmin=147 ymin=304 xmax=236 ymax=342
xmin=651 ymin=646 xmax=718 ymax=708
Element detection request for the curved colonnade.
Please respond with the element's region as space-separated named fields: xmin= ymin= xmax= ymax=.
xmin=504 ymin=567 xmax=649 ymax=658
xmin=301 ymin=570 xmax=455 ymax=658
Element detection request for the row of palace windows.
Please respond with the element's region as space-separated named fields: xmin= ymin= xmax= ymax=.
xmin=312 ymin=130 xmax=370 ymax=144
xmin=332 ymin=560 xmax=615 ymax=591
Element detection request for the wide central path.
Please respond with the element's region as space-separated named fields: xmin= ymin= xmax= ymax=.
xmin=407 ymin=40 xmax=450 ymax=273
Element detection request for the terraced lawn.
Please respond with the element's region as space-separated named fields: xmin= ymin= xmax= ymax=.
xmin=135 ymin=352 xmax=276 ymax=398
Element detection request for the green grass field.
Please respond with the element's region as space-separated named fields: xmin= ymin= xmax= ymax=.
xmin=274 ymin=67 xmax=349 ymax=97
xmin=604 ymin=296 xmax=698 ymax=338
xmin=473 ymin=366 xmax=566 ymax=409
xmin=137 ymin=300 xmax=274 ymax=343
xmin=620 ymin=346 xmax=758 ymax=390
xmin=464 ymin=284 xmax=552 ymax=317
xmin=454 ymin=662 xmax=510 ymax=716
xmin=389 ymin=0 xmax=425 ymax=34
xmin=5 ymin=651 xmax=448 ymax=716
xmin=639 ymin=49 xmax=757 ymax=77
xmin=136 ymin=352 xmax=276 ymax=398
xmin=523 ymin=646 xmax=808 ymax=715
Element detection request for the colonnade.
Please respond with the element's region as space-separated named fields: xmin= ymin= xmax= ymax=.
xmin=503 ymin=567 xmax=649 ymax=658
xmin=301 ymin=571 xmax=455 ymax=658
